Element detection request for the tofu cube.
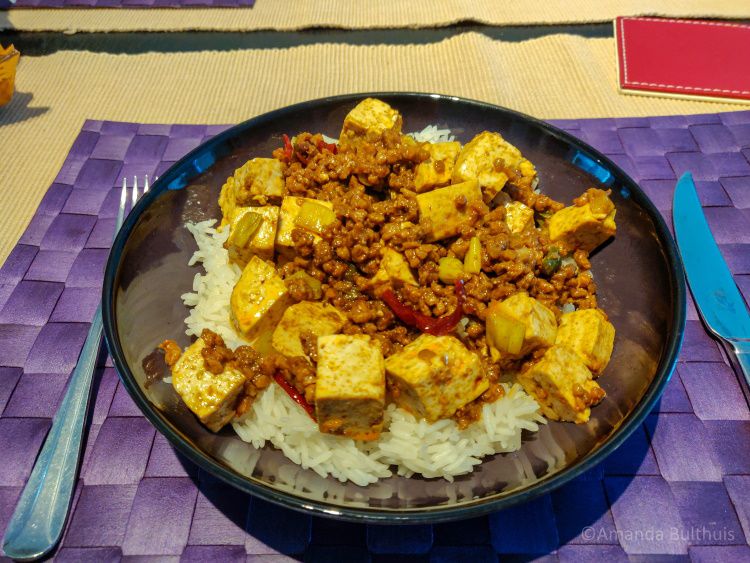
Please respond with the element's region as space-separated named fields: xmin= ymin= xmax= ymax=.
xmin=416 ymin=180 xmax=487 ymax=241
xmin=452 ymin=131 xmax=537 ymax=203
xmin=486 ymin=292 xmax=557 ymax=359
xmin=504 ymin=201 xmax=535 ymax=234
xmin=549 ymin=197 xmax=616 ymax=253
xmin=315 ymin=335 xmax=386 ymax=441
xmin=272 ymin=301 xmax=346 ymax=359
xmin=384 ymin=334 xmax=488 ymax=422
xmin=219 ymin=158 xmax=285 ymax=222
xmin=225 ymin=205 xmax=280 ymax=265
xmin=368 ymin=248 xmax=418 ymax=293
xmin=517 ymin=345 xmax=605 ymax=424
xmin=414 ymin=141 xmax=461 ymax=193
xmin=339 ymin=98 xmax=402 ymax=148
xmin=230 ymin=256 xmax=291 ymax=341
xmin=171 ymin=337 xmax=246 ymax=432
xmin=556 ymin=308 xmax=615 ymax=375
xmin=275 ymin=196 xmax=334 ymax=249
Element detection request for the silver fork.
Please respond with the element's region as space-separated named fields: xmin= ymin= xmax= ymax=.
xmin=2 ymin=177 xmax=150 ymax=561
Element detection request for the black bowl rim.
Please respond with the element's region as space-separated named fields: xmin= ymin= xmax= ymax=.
xmin=102 ymin=92 xmax=686 ymax=524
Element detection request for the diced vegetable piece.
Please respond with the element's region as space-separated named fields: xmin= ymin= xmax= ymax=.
xmin=463 ymin=236 xmax=482 ymax=274
xmin=517 ymin=345 xmax=605 ymax=424
xmin=555 ymin=308 xmax=615 ymax=375
xmin=231 ymin=211 xmax=263 ymax=248
xmin=415 ymin=180 xmax=487 ymax=241
xmin=438 ymin=257 xmax=464 ymax=283
xmin=485 ymin=292 xmax=557 ymax=358
xmin=549 ymin=189 xmax=616 ymax=253
xmin=316 ymin=335 xmax=386 ymax=441
xmin=384 ymin=334 xmax=488 ymax=422
xmin=230 ymin=256 xmax=292 ymax=341
xmin=285 ymin=270 xmax=323 ymax=300
xmin=295 ymin=201 xmax=337 ymax=235
xmin=486 ymin=313 xmax=526 ymax=356
xmin=225 ymin=206 xmax=280 ymax=265
xmin=272 ymin=302 xmax=346 ymax=359
xmin=540 ymin=247 xmax=562 ymax=277
xmin=339 ymin=98 xmax=402 ymax=148
xmin=414 ymin=141 xmax=461 ymax=193
xmin=171 ymin=337 xmax=246 ymax=432
xmin=276 ymin=196 xmax=334 ymax=249
xmin=452 ymin=131 xmax=537 ymax=203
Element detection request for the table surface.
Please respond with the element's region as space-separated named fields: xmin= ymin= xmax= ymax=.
xmin=2 ymin=19 xmax=750 ymax=563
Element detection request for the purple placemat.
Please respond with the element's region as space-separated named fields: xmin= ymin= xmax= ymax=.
xmin=0 ymin=0 xmax=253 ymax=9
xmin=1 ymin=112 xmax=750 ymax=561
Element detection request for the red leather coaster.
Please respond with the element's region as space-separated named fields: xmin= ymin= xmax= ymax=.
xmin=615 ymin=17 xmax=750 ymax=104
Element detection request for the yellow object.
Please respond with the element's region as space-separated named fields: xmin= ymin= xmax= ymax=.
xmin=385 ymin=334 xmax=488 ymax=422
xmin=0 ymin=44 xmax=19 ymax=107
xmin=171 ymin=337 xmax=246 ymax=432
xmin=556 ymin=308 xmax=615 ymax=375
xmin=230 ymin=256 xmax=291 ymax=341
xmin=504 ymin=201 xmax=535 ymax=234
xmin=275 ymin=196 xmax=334 ymax=249
xmin=219 ymin=157 xmax=285 ymax=223
xmin=315 ymin=334 xmax=386 ymax=441
xmin=463 ymin=236 xmax=482 ymax=274
xmin=486 ymin=313 xmax=526 ymax=356
xmin=438 ymin=256 xmax=464 ymax=283
xmin=414 ymin=141 xmax=461 ymax=193
xmin=339 ymin=98 xmax=402 ymax=148
xmin=225 ymin=205 xmax=279 ymax=265
xmin=415 ymin=179 xmax=486 ymax=241
xmin=517 ymin=345 xmax=605 ymax=424
xmin=486 ymin=292 xmax=557 ymax=358
xmin=272 ymin=301 xmax=346 ymax=359
xmin=549 ymin=191 xmax=616 ymax=253
xmin=369 ymin=248 xmax=418 ymax=291
xmin=295 ymin=200 xmax=337 ymax=235
xmin=452 ymin=131 xmax=537 ymax=203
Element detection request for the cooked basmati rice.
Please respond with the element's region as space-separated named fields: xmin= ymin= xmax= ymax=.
xmin=180 ymin=220 xmax=545 ymax=484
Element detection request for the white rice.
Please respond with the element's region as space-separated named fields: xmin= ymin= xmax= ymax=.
xmin=180 ymin=220 xmax=545 ymax=485
xmin=408 ymin=124 xmax=455 ymax=143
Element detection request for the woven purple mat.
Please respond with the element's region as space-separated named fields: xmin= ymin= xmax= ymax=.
xmin=1 ymin=112 xmax=750 ymax=561
xmin=0 ymin=0 xmax=253 ymax=9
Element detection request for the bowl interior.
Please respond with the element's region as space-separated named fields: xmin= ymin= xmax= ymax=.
xmin=105 ymin=93 xmax=684 ymax=522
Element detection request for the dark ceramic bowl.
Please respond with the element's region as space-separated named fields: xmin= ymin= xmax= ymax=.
xmin=102 ymin=93 xmax=685 ymax=523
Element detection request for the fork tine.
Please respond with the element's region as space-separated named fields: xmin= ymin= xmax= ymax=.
xmin=144 ymin=175 xmax=150 ymax=193
xmin=131 ymin=176 xmax=139 ymax=209
xmin=116 ymin=177 xmax=128 ymax=231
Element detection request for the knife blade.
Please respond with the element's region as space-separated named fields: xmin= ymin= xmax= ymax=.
xmin=673 ymin=171 xmax=750 ymax=385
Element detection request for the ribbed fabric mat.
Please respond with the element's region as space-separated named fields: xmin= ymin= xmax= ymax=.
xmin=0 ymin=0 xmax=253 ymax=8
xmin=0 ymin=111 xmax=749 ymax=560
xmin=1 ymin=0 xmax=749 ymax=32
xmin=3 ymin=35 xmax=750 ymax=267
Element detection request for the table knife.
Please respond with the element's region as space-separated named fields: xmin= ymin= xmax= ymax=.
xmin=672 ymin=171 xmax=750 ymax=386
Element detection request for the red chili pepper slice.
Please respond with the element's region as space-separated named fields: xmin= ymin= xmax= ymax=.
xmin=381 ymin=279 xmax=465 ymax=336
xmin=282 ymin=134 xmax=293 ymax=161
xmin=316 ymin=138 xmax=338 ymax=154
xmin=273 ymin=371 xmax=316 ymax=421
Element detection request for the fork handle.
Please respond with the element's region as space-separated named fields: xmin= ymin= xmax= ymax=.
xmin=2 ymin=307 xmax=102 ymax=561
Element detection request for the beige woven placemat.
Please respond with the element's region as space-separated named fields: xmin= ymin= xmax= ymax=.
xmin=0 ymin=32 xmax=746 ymax=264
xmin=2 ymin=0 xmax=749 ymax=32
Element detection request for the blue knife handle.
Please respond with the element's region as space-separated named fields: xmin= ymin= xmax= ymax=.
xmin=733 ymin=339 xmax=750 ymax=388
